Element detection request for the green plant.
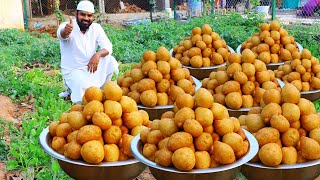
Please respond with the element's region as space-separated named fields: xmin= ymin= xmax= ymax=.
xmin=250 ymin=0 xmax=261 ymax=7
xmin=54 ymin=9 xmax=65 ymax=24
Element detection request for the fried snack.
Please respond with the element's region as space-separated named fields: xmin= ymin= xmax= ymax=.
xmin=172 ymin=147 xmax=196 ymax=171
xmin=49 ymin=121 xmax=60 ymax=136
xmin=67 ymin=111 xmax=88 ymax=130
xmin=51 ymin=136 xmax=67 ymax=154
xmin=194 ymin=151 xmax=211 ymax=169
xmin=76 ymin=125 xmax=102 ymax=145
xmin=84 ymin=86 xmax=104 ymax=102
xmin=212 ymin=141 xmax=236 ymax=164
xmin=155 ymin=148 xmax=173 ymax=167
xmin=103 ymin=125 xmax=122 ymax=144
xmin=103 ymin=144 xmax=120 ymax=162
xmin=104 ymin=100 xmax=122 ymax=120
xmin=167 ymin=132 xmax=193 ymax=152
xmin=64 ymin=142 xmax=82 ymax=160
xmin=255 ymin=127 xmax=280 ymax=147
xmin=159 ymin=118 xmax=179 ymax=137
xmin=183 ymin=119 xmax=203 ymax=137
xmin=103 ymin=81 xmax=122 ymax=101
xmin=281 ymin=147 xmax=297 ymax=164
xmin=92 ymin=112 xmax=112 ymax=130
xmin=259 ymin=143 xmax=282 ymax=166
xmin=81 ymin=140 xmax=104 ymax=164
xmin=300 ymin=137 xmax=320 ymax=160
xmin=222 ymin=133 xmax=244 ymax=152
xmin=55 ymin=123 xmax=73 ymax=138
xmin=82 ymin=100 xmax=104 ymax=120
xmin=194 ymin=132 xmax=213 ymax=151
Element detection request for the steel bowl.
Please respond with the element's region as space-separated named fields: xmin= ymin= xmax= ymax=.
xmin=301 ymin=89 xmax=320 ymax=102
xmin=236 ymin=42 xmax=303 ymax=54
xmin=170 ymin=46 xmax=234 ymax=80
xmin=137 ymin=76 xmax=202 ymax=120
xmin=241 ymin=160 xmax=320 ymax=180
xmin=39 ymin=128 xmax=146 ymax=180
xmin=277 ymin=78 xmax=320 ymax=102
xmin=236 ymin=43 xmax=303 ymax=71
xmin=228 ymin=107 xmax=252 ymax=118
xmin=130 ymin=129 xmax=259 ymax=180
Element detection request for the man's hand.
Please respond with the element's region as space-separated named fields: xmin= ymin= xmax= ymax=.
xmin=88 ymin=53 xmax=100 ymax=73
xmin=87 ymin=49 xmax=109 ymax=73
xmin=61 ymin=16 xmax=73 ymax=38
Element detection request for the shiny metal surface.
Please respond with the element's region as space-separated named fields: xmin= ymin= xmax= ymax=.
xmin=130 ymin=129 xmax=259 ymax=180
xmin=228 ymin=107 xmax=251 ymax=118
xmin=241 ymin=160 xmax=320 ymax=180
xmin=170 ymin=47 xmax=234 ymax=80
xmin=266 ymin=62 xmax=284 ymax=71
xmin=137 ymin=76 xmax=201 ymax=120
xmin=181 ymin=63 xmax=226 ymax=80
xmin=301 ymin=89 xmax=320 ymax=102
xmin=39 ymin=128 xmax=146 ymax=180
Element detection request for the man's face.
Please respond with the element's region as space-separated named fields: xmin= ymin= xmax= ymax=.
xmin=76 ymin=10 xmax=94 ymax=31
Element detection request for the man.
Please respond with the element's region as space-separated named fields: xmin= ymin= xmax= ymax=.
xmin=57 ymin=0 xmax=119 ymax=103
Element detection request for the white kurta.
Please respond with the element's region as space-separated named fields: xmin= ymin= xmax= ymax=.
xmin=57 ymin=19 xmax=119 ymax=103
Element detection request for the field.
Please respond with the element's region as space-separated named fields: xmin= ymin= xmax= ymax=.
xmin=0 ymin=13 xmax=320 ymax=179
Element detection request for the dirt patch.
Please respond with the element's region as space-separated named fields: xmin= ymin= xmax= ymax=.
xmin=0 ymin=95 xmax=17 ymax=122
xmin=0 ymin=95 xmax=35 ymax=180
xmin=135 ymin=168 xmax=156 ymax=180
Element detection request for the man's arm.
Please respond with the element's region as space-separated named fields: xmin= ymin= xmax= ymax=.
xmin=59 ymin=17 xmax=73 ymax=39
xmin=96 ymin=24 xmax=113 ymax=55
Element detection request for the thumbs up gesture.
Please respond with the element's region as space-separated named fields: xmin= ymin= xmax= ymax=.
xmin=63 ymin=16 xmax=73 ymax=37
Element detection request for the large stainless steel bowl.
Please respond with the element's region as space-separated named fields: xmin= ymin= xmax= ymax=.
xmin=130 ymin=129 xmax=259 ymax=180
xmin=241 ymin=160 xmax=320 ymax=180
xmin=170 ymin=47 xmax=234 ymax=80
xmin=301 ymin=89 xmax=320 ymax=102
xmin=228 ymin=107 xmax=251 ymax=118
xmin=137 ymin=76 xmax=202 ymax=120
xmin=181 ymin=63 xmax=226 ymax=80
xmin=236 ymin=42 xmax=303 ymax=54
xmin=137 ymin=104 xmax=174 ymax=121
xmin=39 ymin=128 xmax=146 ymax=180
xmin=236 ymin=43 xmax=303 ymax=71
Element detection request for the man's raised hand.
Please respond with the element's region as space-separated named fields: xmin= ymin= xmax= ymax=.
xmin=63 ymin=16 xmax=73 ymax=37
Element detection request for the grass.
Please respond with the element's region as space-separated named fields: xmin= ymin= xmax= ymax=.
xmin=0 ymin=13 xmax=319 ymax=179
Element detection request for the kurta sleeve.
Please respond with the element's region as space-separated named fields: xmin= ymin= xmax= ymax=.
xmin=96 ymin=24 xmax=113 ymax=55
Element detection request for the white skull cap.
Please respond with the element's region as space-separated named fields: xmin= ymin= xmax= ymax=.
xmin=77 ymin=1 xmax=95 ymax=13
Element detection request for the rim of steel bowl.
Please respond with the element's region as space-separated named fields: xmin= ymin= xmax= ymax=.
xmin=130 ymin=128 xmax=259 ymax=174
xmin=39 ymin=127 xmax=139 ymax=167
xmin=244 ymin=159 xmax=320 ymax=170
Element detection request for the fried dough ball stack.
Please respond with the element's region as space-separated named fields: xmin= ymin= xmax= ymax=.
xmin=240 ymin=21 xmax=300 ymax=64
xmin=172 ymin=24 xmax=232 ymax=67
xmin=49 ymin=82 xmax=150 ymax=164
xmin=140 ymin=88 xmax=250 ymax=171
xmin=117 ymin=46 xmax=197 ymax=107
xmin=239 ymin=83 xmax=320 ymax=166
